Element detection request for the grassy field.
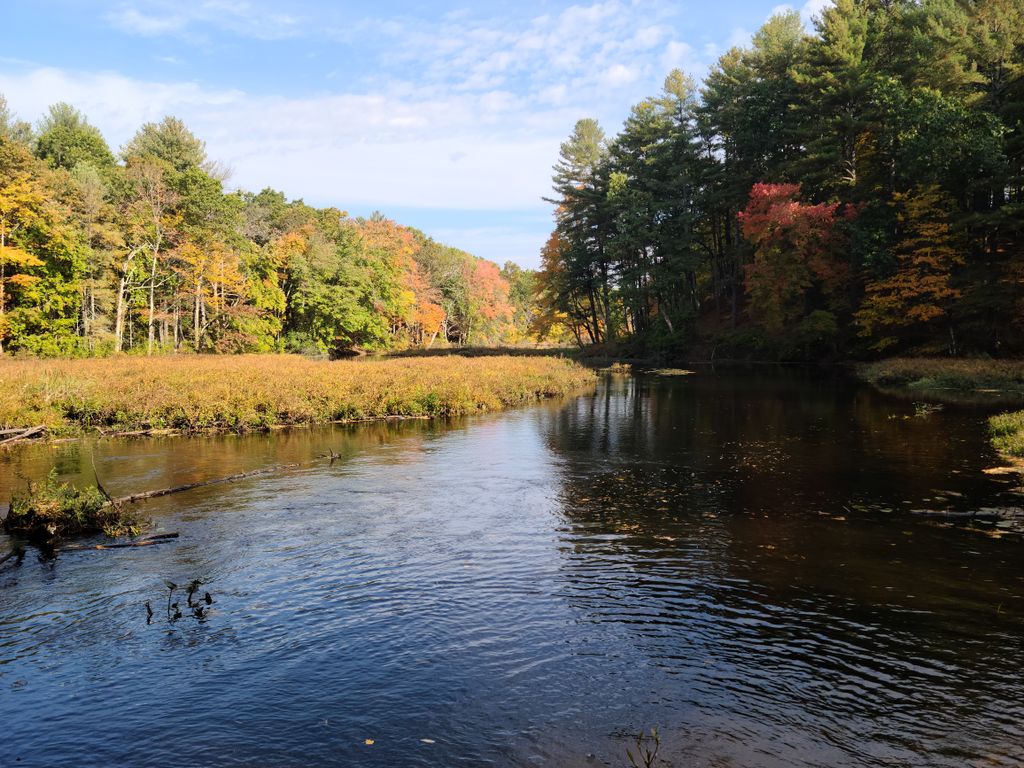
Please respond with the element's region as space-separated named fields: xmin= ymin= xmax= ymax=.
xmin=0 ymin=354 xmax=595 ymax=436
xmin=855 ymin=358 xmax=1024 ymax=392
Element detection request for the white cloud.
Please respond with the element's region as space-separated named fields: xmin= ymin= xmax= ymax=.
xmin=662 ymin=40 xmax=704 ymax=76
xmin=800 ymin=0 xmax=833 ymax=27
xmin=0 ymin=66 xmax=555 ymax=211
xmin=359 ymin=0 xmax=692 ymax=103
xmin=112 ymin=8 xmax=186 ymax=36
xmin=601 ymin=64 xmax=640 ymax=87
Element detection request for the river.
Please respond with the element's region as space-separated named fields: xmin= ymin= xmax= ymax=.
xmin=1 ymin=368 xmax=1022 ymax=767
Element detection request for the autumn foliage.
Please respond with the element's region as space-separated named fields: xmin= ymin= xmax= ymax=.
xmin=857 ymin=186 xmax=965 ymax=352
xmin=738 ymin=183 xmax=852 ymax=333
xmin=0 ymin=115 xmax=535 ymax=358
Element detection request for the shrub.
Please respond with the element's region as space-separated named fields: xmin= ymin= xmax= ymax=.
xmin=4 ymin=469 xmax=141 ymax=541
xmin=990 ymin=411 xmax=1024 ymax=458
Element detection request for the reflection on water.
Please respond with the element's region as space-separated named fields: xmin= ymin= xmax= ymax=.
xmin=1 ymin=369 xmax=1022 ymax=767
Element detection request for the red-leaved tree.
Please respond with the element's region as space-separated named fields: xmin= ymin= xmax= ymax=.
xmin=738 ymin=183 xmax=852 ymax=333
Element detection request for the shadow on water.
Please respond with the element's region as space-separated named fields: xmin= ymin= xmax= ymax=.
xmin=540 ymin=369 xmax=1024 ymax=766
xmin=1 ymin=368 xmax=1022 ymax=767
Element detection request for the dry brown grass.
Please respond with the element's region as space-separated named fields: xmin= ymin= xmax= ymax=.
xmin=0 ymin=354 xmax=595 ymax=435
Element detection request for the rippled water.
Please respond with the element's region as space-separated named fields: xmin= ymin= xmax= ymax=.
xmin=2 ymin=369 xmax=1023 ymax=767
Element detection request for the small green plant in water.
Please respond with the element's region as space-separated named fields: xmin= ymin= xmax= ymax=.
xmin=3 ymin=469 xmax=141 ymax=541
xmin=626 ymin=727 xmax=661 ymax=768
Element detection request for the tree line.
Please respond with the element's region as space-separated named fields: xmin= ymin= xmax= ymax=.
xmin=538 ymin=0 xmax=1023 ymax=360
xmin=0 ymin=101 xmax=535 ymax=357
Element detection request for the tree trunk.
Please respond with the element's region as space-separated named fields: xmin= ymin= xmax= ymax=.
xmin=194 ymin=281 xmax=202 ymax=352
xmin=147 ymin=250 xmax=158 ymax=355
xmin=114 ymin=274 xmax=128 ymax=352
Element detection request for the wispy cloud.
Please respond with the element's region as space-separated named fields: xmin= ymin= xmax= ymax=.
xmin=9 ymin=0 xmax=748 ymax=265
xmin=0 ymin=66 xmax=554 ymax=211
xmin=365 ymin=0 xmax=695 ymax=100
xmin=106 ymin=1 xmax=303 ymax=40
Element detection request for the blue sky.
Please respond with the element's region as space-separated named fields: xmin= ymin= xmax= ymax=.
xmin=1 ymin=0 xmax=827 ymax=268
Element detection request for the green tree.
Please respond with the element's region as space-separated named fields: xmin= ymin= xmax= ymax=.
xmin=35 ymin=103 xmax=114 ymax=170
xmin=122 ymin=116 xmax=209 ymax=173
xmin=546 ymin=118 xmax=613 ymax=343
xmin=0 ymin=95 xmax=33 ymax=146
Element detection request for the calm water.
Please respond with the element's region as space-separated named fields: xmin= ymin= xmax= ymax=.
xmin=1 ymin=369 xmax=1023 ymax=767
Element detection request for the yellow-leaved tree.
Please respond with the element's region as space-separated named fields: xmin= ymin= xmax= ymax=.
xmin=0 ymin=172 xmax=45 ymax=354
xmin=857 ymin=185 xmax=965 ymax=353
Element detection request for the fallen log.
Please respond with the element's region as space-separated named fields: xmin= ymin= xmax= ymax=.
xmin=109 ymin=463 xmax=303 ymax=506
xmin=0 ymin=426 xmax=46 ymax=447
xmin=60 ymin=532 xmax=180 ymax=552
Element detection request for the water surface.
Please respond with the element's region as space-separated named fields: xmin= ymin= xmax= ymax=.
xmin=2 ymin=369 xmax=1022 ymax=767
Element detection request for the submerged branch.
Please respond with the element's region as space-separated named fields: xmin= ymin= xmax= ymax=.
xmin=109 ymin=463 xmax=304 ymax=506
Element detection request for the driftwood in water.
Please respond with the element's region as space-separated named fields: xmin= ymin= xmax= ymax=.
xmin=109 ymin=463 xmax=303 ymax=506
xmin=0 ymin=426 xmax=46 ymax=447
xmin=61 ymin=532 xmax=180 ymax=552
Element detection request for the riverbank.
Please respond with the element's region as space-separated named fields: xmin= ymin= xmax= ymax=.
xmin=0 ymin=354 xmax=595 ymax=438
xmin=855 ymin=357 xmax=1024 ymax=467
xmin=855 ymin=358 xmax=1024 ymax=393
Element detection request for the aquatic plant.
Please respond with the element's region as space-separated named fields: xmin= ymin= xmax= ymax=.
xmin=3 ymin=469 xmax=141 ymax=541
xmin=0 ymin=354 xmax=595 ymax=436
xmin=626 ymin=728 xmax=661 ymax=768
xmin=156 ymin=579 xmax=214 ymax=624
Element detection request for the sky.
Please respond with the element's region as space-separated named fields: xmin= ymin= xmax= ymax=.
xmin=1 ymin=0 xmax=829 ymax=268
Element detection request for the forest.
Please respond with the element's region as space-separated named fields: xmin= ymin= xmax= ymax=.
xmin=0 ymin=103 xmax=536 ymax=357
xmin=2 ymin=0 xmax=1021 ymax=363
xmin=538 ymin=0 xmax=1024 ymax=360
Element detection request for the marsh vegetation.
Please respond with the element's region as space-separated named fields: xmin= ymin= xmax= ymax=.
xmin=0 ymin=354 xmax=594 ymax=436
